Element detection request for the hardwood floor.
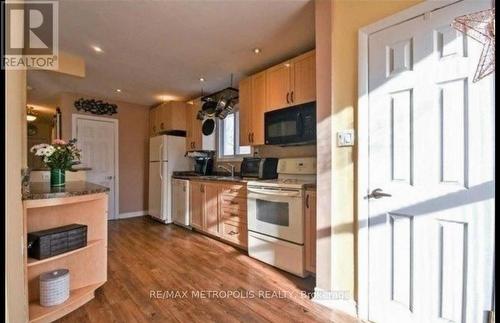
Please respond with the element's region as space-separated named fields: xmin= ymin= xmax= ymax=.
xmin=56 ymin=217 xmax=360 ymax=323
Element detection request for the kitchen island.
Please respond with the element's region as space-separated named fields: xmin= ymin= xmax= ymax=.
xmin=23 ymin=181 xmax=109 ymax=323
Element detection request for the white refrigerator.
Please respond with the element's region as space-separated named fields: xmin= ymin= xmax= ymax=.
xmin=148 ymin=135 xmax=189 ymax=223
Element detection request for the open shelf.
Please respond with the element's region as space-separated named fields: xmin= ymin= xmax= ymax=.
xmin=29 ymin=283 xmax=102 ymax=323
xmin=27 ymin=240 xmax=103 ymax=268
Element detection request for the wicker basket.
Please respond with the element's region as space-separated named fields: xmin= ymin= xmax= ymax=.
xmin=39 ymin=269 xmax=70 ymax=306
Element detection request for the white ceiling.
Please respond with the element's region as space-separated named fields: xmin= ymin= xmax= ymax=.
xmin=28 ymin=0 xmax=315 ymax=107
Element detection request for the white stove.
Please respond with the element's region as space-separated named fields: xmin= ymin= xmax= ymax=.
xmin=247 ymin=157 xmax=316 ymax=278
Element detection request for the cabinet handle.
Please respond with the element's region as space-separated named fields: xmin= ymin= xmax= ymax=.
xmin=248 ymin=133 xmax=251 ymax=144
xmin=160 ymin=122 xmax=164 ymax=130
xmin=200 ymin=185 xmax=204 ymax=193
xmin=228 ymin=231 xmax=238 ymax=236
xmin=229 ymin=212 xmax=239 ymax=217
xmin=286 ymin=92 xmax=290 ymax=104
xmin=229 ymin=201 xmax=238 ymax=205
xmin=306 ymin=194 xmax=309 ymax=209
xmin=251 ymin=132 xmax=254 ymax=143
xmin=291 ymin=91 xmax=294 ymax=103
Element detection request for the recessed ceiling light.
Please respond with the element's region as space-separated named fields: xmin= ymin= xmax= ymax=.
xmin=199 ymin=77 xmax=205 ymax=82
xmin=284 ymin=63 xmax=291 ymax=67
xmin=116 ymin=89 xmax=122 ymax=93
xmin=253 ymin=48 xmax=261 ymax=54
xmin=91 ymin=45 xmax=103 ymax=53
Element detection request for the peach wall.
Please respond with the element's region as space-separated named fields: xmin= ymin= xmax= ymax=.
xmin=58 ymin=92 xmax=150 ymax=214
xmin=314 ymin=0 xmax=422 ymax=308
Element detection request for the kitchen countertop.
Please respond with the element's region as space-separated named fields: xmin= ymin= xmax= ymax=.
xmin=23 ymin=181 xmax=110 ymax=200
xmin=172 ymin=171 xmax=249 ymax=183
xmin=30 ymin=167 xmax=92 ymax=171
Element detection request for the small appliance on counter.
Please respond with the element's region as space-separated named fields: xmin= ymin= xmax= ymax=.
xmin=240 ymin=157 xmax=279 ymax=179
xmin=186 ymin=151 xmax=214 ymax=175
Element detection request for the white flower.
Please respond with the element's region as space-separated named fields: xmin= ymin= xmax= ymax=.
xmin=30 ymin=143 xmax=48 ymax=153
xmin=43 ymin=146 xmax=55 ymax=156
xmin=35 ymin=148 xmax=46 ymax=156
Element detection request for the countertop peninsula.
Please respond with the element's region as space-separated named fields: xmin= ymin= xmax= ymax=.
xmin=23 ymin=181 xmax=110 ymax=200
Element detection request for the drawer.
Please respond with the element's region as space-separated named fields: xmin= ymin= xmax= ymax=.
xmin=220 ymin=207 xmax=247 ymax=224
xmin=221 ymin=221 xmax=247 ymax=247
xmin=219 ymin=184 xmax=246 ymax=197
xmin=220 ymin=195 xmax=247 ymax=210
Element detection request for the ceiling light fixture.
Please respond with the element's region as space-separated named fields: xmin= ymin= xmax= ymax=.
xmin=199 ymin=77 xmax=205 ymax=82
xmin=26 ymin=106 xmax=37 ymax=122
xmin=253 ymin=48 xmax=261 ymax=54
xmin=116 ymin=89 xmax=122 ymax=93
xmin=91 ymin=45 xmax=103 ymax=53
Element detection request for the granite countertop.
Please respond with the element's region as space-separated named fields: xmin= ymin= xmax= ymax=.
xmin=30 ymin=167 xmax=92 ymax=171
xmin=172 ymin=171 xmax=249 ymax=183
xmin=23 ymin=181 xmax=110 ymax=200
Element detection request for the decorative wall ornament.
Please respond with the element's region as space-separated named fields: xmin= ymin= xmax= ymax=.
xmin=74 ymin=98 xmax=118 ymax=115
xmin=452 ymin=7 xmax=495 ymax=82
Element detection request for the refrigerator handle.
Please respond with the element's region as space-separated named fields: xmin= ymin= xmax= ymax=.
xmin=159 ymin=143 xmax=164 ymax=180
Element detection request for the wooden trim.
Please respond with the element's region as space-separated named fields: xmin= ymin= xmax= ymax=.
xmin=24 ymin=193 xmax=108 ymax=209
xmin=72 ymin=113 xmax=119 ymax=219
xmin=356 ymin=0 xmax=463 ymax=319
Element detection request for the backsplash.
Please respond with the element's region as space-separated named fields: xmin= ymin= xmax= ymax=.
xmin=215 ymin=144 xmax=316 ymax=172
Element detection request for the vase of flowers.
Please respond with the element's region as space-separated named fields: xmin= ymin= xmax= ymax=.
xmin=30 ymin=139 xmax=82 ymax=187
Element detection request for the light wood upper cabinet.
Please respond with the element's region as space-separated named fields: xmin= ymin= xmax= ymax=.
xmin=291 ymin=50 xmax=316 ymax=106
xmin=149 ymin=107 xmax=160 ymax=136
xmin=239 ymin=76 xmax=252 ymax=147
xmin=185 ymin=102 xmax=202 ymax=151
xmin=266 ymin=60 xmax=292 ymax=111
xmin=251 ymin=71 xmax=266 ymax=145
xmin=265 ymin=49 xmax=316 ymax=112
xmin=305 ymin=189 xmax=316 ymax=273
xmin=149 ymin=101 xmax=187 ymax=137
xmin=238 ymin=71 xmax=266 ymax=146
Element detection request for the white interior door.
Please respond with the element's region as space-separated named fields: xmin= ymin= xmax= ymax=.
xmin=367 ymin=2 xmax=495 ymax=323
xmin=74 ymin=116 xmax=118 ymax=219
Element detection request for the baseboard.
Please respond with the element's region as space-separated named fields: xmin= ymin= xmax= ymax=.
xmin=116 ymin=210 xmax=148 ymax=219
xmin=312 ymin=287 xmax=358 ymax=317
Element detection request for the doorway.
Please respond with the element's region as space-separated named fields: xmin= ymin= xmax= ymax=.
xmin=358 ymin=1 xmax=495 ymax=322
xmin=72 ymin=114 xmax=119 ymax=219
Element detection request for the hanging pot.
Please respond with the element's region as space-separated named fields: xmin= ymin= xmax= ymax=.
xmin=202 ymin=118 xmax=216 ymax=136
xmin=202 ymin=101 xmax=217 ymax=116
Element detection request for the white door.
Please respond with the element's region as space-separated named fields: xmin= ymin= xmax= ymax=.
xmin=74 ymin=116 xmax=118 ymax=219
xmin=367 ymin=2 xmax=495 ymax=323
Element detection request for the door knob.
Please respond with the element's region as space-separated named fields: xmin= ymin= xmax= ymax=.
xmin=106 ymin=176 xmax=113 ymax=180
xmin=368 ymin=188 xmax=392 ymax=199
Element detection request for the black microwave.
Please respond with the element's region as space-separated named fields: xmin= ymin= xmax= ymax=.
xmin=264 ymin=102 xmax=316 ymax=146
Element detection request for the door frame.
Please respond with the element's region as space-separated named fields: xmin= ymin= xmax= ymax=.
xmin=72 ymin=113 xmax=120 ymax=219
xmin=356 ymin=0 xmax=463 ymax=319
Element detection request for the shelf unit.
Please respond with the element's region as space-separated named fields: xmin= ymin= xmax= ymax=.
xmin=23 ymin=193 xmax=108 ymax=323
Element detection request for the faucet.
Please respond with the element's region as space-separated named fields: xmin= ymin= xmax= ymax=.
xmin=218 ymin=164 xmax=235 ymax=177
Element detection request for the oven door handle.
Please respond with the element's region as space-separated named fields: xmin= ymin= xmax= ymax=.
xmin=248 ymin=187 xmax=301 ymax=197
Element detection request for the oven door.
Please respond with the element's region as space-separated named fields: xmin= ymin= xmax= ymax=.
xmin=247 ymin=186 xmax=304 ymax=244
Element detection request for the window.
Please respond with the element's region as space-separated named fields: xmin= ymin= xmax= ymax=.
xmin=218 ymin=110 xmax=251 ymax=159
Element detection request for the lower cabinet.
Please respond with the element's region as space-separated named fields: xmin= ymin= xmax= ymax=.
xmin=305 ymin=189 xmax=317 ymax=273
xmin=189 ymin=180 xmax=248 ymax=248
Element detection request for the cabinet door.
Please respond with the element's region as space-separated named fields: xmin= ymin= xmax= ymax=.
xmin=149 ymin=107 xmax=159 ymax=136
xmin=305 ymin=190 xmax=316 ymax=273
xmin=251 ymin=71 xmax=266 ymax=145
xmin=203 ymin=183 xmax=219 ymax=235
xmin=186 ymin=103 xmax=202 ymax=151
xmin=189 ymin=181 xmax=203 ymax=229
xmin=238 ymin=76 xmax=252 ymax=146
xmin=291 ymin=50 xmax=316 ymax=105
xmin=266 ymin=61 xmax=292 ymax=111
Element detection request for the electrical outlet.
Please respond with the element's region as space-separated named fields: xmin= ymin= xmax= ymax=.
xmin=337 ymin=130 xmax=355 ymax=147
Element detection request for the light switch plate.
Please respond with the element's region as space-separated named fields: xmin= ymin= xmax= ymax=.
xmin=337 ymin=130 xmax=355 ymax=147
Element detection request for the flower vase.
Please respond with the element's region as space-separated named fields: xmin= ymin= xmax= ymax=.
xmin=50 ymin=169 xmax=65 ymax=187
